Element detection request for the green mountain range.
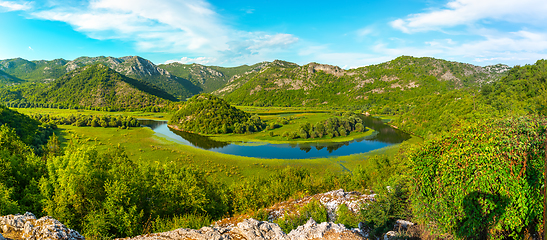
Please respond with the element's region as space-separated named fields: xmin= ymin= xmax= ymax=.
xmin=0 ymin=55 xmax=515 ymax=112
xmin=0 ymin=58 xmax=68 ymax=82
xmin=7 ymin=64 xmax=176 ymax=110
xmin=0 ymin=56 xmax=201 ymax=100
xmin=214 ymin=56 xmax=510 ymax=107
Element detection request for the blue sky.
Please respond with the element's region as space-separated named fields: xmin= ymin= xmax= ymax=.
xmin=1 ymin=0 xmax=547 ymax=68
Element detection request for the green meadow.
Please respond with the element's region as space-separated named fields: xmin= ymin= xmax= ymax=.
xmin=12 ymin=107 xmax=418 ymax=184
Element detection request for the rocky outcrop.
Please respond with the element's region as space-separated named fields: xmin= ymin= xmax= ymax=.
xmin=0 ymin=212 xmax=84 ymax=240
xmin=117 ymin=218 xmax=364 ymax=240
xmin=307 ymin=63 xmax=345 ymax=77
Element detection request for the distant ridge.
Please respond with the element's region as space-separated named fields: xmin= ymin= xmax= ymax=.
xmin=213 ymin=56 xmax=510 ymax=107
xmin=67 ymin=56 xmax=202 ymax=100
xmin=0 ymin=56 xmax=202 ymax=100
xmin=26 ymin=64 xmax=176 ymax=110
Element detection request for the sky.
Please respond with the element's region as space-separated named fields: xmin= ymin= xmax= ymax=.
xmin=1 ymin=0 xmax=547 ymax=68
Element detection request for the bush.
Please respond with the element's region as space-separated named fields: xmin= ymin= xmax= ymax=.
xmin=275 ymin=200 xmax=328 ymax=233
xmin=150 ymin=213 xmax=212 ymax=234
xmin=335 ymin=204 xmax=359 ymax=229
xmin=410 ymin=116 xmax=547 ymax=239
xmin=360 ymin=177 xmax=411 ymax=238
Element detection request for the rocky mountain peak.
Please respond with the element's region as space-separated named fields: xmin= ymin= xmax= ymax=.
xmin=307 ymin=63 xmax=345 ymax=77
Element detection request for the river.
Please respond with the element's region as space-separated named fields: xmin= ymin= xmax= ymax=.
xmin=138 ymin=116 xmax=410 ymax=159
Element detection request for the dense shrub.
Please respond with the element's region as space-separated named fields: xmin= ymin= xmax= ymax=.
xmin=410 ymin=116 xmax=546 ymax=239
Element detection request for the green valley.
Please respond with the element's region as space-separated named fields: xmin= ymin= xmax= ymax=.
xmin=1 ymin=55 xmax=546 ymax=240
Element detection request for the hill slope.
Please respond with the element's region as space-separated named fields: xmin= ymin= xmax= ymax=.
xmin=26 ymin=64 xmax=176 ymax=110
xmin=214 ymin=56 xmax=509 ymax=108
xmin=0 ymin=69 xmax=24 ymax=85
xmin=0 ymin=58 xmax=68 ymax=82
xmin=67 ymin=56 xmax=201 ymax=100
xmin=158 ymin=62 xmax=270 ymax=93
xmin=169 ymin=94 xmax=264 ymax=134
xmin=0 ymin=56 xmax=202 ymax=100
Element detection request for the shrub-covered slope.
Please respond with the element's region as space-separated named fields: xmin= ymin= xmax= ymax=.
xmin=390 ymin=59 xmax=547 ymax=138
xmin=0 ymin=105 xmax=55 ymax=149
xmin=214 ymin=56 xmax=509 ymax=107
xmin=0 ymin=58 xmax=68 ymax=82
xmin=0 ymin=69 xmax=23 ymax=85
xmin=23 ymin=64 xmax=176 ymax=110
xmin=481 ymin=59 xmax=547 ymax=115
xmin=169 ymin=94 xmax=264 ymax=134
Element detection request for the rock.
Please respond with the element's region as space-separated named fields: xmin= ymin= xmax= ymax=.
xmin=0 ymin=233 xmax=5 ymax=240
xmin=384 ymin=230 xmax=397 ymax=240
xmin=287 ymin=218 xmax=364 ymax=240
xmin=232 ymin=218 xmax=288 ymax=240
xmin=0 ymin=213 xmax=84 ymax=240
xmin=394 ymin=219 xmax=414 ymax=231
xmin=119 ymin=217 xmax=366 ymax=240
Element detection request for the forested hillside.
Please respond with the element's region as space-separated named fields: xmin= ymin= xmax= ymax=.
xmin=0 ymin=69 xmax=23 ymax=85
xmin=0 ymin=56 xmax=202 ymax=100
xmin=0 ymin=64 xmax=177 ymax=111
xmin=169 ymin=94 xmax=265 ymax=134
xmin=390 ymin=59 xmax=547 ymax=138
xmin=215 ymin=56 xmax=509 ymax=108
xmin=0 ymin=58 xmax=68 ymax=82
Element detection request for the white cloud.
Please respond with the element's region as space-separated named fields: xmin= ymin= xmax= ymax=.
xmin=25 ymin=0 xmax=298 ymax=64
xmin=28 ymin=46 xmax=33 ymax=51
xmin=391 ymin=0 xmax=547 ymax=33
xmin=0 ymin=0 xmax=32 ymax=11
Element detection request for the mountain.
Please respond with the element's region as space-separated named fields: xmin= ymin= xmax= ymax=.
xmin=481 ymin=59 xmax=547 ymax=115
xmin=66 ymin=56 xmax=201 ymax=100
xmin=0 ymin=56 xmax=202 ymax=100
xmin=25 ymin=64 xmax=177 ymax=110
xmin=213 ymin=56 xmax=510 ymax=107
xmin=0 ymin=58 xmax=68 ymax=82
xmin=158 ymin=62 xmax=271 ymax=93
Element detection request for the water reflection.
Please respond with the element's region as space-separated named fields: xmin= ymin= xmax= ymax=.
xmin=138 ymin=116 xmax=410 ymax=159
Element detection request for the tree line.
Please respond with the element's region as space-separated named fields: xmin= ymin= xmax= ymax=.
xmin=30 ymin=114 xmax=140 ymax=129
xmin=282 ymin=112 xmax=366 ymax=140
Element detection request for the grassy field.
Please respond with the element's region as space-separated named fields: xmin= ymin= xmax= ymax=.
xmin=13 ymin=107 xmax=421 ymax=184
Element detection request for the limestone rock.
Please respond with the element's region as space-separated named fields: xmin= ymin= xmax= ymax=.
xmin=287 ymin=218 xmax=363 ymax=240
xmin=232 ymin=218 xmax=288 ymax=240
xmin=394 ymin=219 xmax=414 ymax=231
xmin=0 ymin=212 xmax=84 ymax=240
xmin=384 ymin=230 xmax=397 ymax=240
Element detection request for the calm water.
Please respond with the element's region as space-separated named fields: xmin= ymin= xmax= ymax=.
xmin=139 ymin=116 xmax=410 ymax=159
